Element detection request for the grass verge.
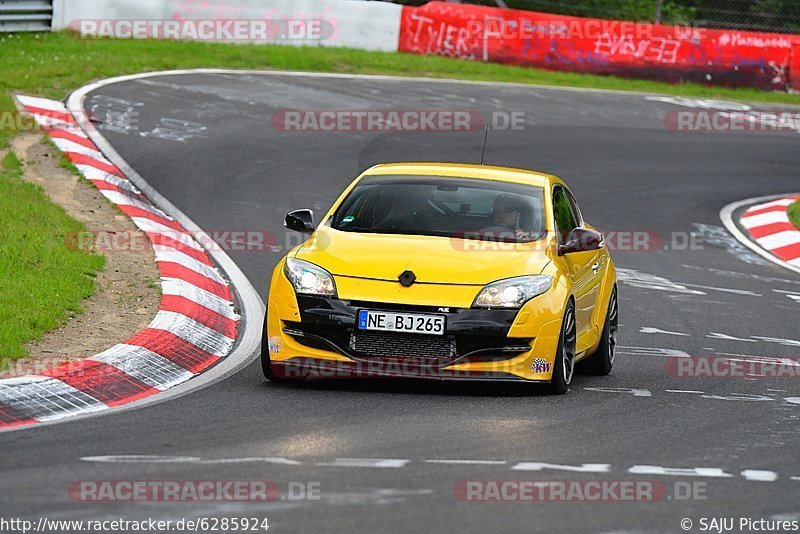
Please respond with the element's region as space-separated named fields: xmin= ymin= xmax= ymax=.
xmin=789 ymin=200 xmax=800 ymax=231
xmin=0 ymin=151 xmax=104 ymax=363
xmin=3 ymin=31 xmax=800 ymax=148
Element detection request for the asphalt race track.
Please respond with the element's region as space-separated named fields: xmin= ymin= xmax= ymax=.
xmin=2 ymin=72 xmax=800 ymax=533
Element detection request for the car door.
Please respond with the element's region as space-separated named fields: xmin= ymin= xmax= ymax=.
xmin=553 ymin=187 xmax=600 ymax=339
xmin=566 ymin=189 xmax=605 ymax=338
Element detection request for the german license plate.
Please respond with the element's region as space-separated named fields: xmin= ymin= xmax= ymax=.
xmin=357 ymin=309 xmax=446 ymax=336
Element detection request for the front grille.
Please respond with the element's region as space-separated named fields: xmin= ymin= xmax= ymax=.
xmin=283 ymin=319 xmax=530 ymax=365
xmin=349 ymin=331 xmax=456 ymax=360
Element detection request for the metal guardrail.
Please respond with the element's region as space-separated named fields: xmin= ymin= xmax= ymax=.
xmin=0 ymin=0 xmax=52 ymax=32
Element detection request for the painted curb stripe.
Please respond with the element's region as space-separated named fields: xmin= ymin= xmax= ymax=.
xmin=0 ymin=402 xmax=37 ymax=427
xmin=151 ymin=234 xmax=214 ymax=266
xmin=90 ymin=179 xmax=146 ymax=198
xmin=117 ymin=205 xmax=185 ymax=232
xmin=65 ymin=152 xmax=123 ymax=176
xmin=740 ymin=195 xmax=800 ymax=264
xmin=48 ymin=129 xmax=95 ymax=150
xmin=160 ymin=278 xmax=238 ymax=320
xmin=16 ymin=95 xmax=73 ymax=113
xmin=65 ymin=149 xmax=117 ymax=168
xmin=758 ymin=230 xmax=800 ymax=250
xmin=158 ymin=262 xmax=232 ymax=300
xmin=22 ymin=105 xmax=75 ymax=124
xmin=78 ymin=166 xmax=142 ymax=195
xmin=98 ymin=189 xmax=160 ymax=212
xmin=40 ymin=360 xmax=158 ymax=407
xmin=0 ymin=96 xmax=239 ymax=429
xmin=160 ymin=295 xmax=237 ymax=338
xmin=136 ymin=219 xmax=197 ymax=240
xmin=744 ymin=201 xmax=796 ymax=218
xmin=92 ymin=344 xmax=194 ymax=391
xmin=145 ymin=229 xmax=205 ymax=252
xmin=741 ymin=210 xmax=789 ymax=229
xmin=744 ymin=196 xmax=798 ymax=214
xmin=154 ymin=249 xmax=227 ymax=285
xmin=0 ymin=376 xmax=106 ymax=422
xmin=51 ymin=137 xmax=103 ymax=158
xmin=15 ymin=96 xmax=69 ymax=112
xmin=773 ymin=241 xmax=800 ymax=261
xmin=147 ymin=311 xmax=235 ymax=356
xmin=125 ymin=330 xmax=221 ymax=374
xmin=747 ymin=222 xmax=798 ymax=239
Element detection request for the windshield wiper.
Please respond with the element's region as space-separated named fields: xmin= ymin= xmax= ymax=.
xmin=336 ymin=225 xmax=381 ymax=233
xmin=336 ymin=226 xmax=456 ymax=238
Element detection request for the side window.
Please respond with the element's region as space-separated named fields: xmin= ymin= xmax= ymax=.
xmin=565 ymin=191 xmax=583 ymax=227
xmin=552 ymin=188 xmax=578 ymax=243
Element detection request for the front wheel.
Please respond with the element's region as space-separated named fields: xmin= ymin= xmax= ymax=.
xmin=547 ymin=300 xmax=576 ymax=395
xmin=580 ymin=287 xmax=618 ymax=376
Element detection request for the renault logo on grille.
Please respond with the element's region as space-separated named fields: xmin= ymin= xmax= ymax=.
xmin=398 ymin=270 xmax=416 ymax=287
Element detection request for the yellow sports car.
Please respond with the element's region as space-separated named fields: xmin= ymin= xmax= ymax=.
xmin=262 ymin=163 xmax=617 ymax=393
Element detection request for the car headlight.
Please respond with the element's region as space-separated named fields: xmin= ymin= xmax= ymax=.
xmin=284 ymin=258 xmax=337 ymax=297
xmin=473 ymin=275 xmax=553 ymax=309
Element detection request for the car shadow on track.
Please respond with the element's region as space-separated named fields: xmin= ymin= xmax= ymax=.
xmin=258 ymin=375 xmax=599 ymax=398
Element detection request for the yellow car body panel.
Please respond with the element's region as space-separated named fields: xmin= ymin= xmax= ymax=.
xmin=265 ymin=163 xmax=617 ymax=383
xmin=297 ymin=227 xmax=552 ymax=286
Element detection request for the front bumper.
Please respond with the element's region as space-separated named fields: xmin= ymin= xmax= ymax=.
xmin=288 ymin=295 xmax=528 ymax=362
xmin=266 ymin=280 xmax=565 ymax=382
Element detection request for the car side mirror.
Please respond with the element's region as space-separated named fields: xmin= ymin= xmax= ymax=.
xmin=285 ymin=209 xmax=315 ymax=233
xmin=558 ymin=227 xmax=603 ymax=255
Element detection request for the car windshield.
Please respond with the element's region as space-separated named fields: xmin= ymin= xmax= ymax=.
xmin=330 ymin=175 xmax=547 ymax=243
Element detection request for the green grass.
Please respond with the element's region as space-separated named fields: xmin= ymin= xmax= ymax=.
xmin=0 ymin=151 xmax=104 ymax=363
xmin=789 ymin=200 xmax=800 ymax=231
xmin=2 ymin=30 xmax=800 ymax=147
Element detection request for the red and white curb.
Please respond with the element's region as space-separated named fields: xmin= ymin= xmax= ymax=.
xmin=740 ymin=195 xmax=800 ymax=268
xmin=721 ymin=193 xmax=800 ymax=276
xmin=0 ymin=95 xmax=239 ymax=429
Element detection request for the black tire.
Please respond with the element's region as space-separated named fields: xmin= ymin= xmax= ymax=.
xmin=260 ymin=313 xmax=304 ymax=383
xmin=547 ymin=300 xmax=577 ymax=395
xmin=580 ymin=287 xmax=618 ymax=376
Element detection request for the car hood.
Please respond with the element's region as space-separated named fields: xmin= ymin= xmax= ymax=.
xmin=294 ymin=226 xmax=553 ymax=286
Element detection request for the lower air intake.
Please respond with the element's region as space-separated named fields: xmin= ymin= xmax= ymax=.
xmin=349 ymin=331 xmax=456 ymax=359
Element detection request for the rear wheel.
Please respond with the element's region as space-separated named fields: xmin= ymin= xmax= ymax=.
xmin=580 ymin=287 xmax=618 ymax=376
xmin=547 ymin=301 xmax=576 ymax=395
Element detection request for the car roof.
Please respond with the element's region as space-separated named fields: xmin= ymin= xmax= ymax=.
xmin=361 ymin=162 xmax=559 ymax=188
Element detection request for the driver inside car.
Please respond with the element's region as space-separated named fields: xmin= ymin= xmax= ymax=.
xmin=482 ymin=193 xmax=535 ymax=241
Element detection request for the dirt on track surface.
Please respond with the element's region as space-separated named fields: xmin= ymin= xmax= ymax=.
xmin=2 ymin=134 xmax=160 ymax=377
